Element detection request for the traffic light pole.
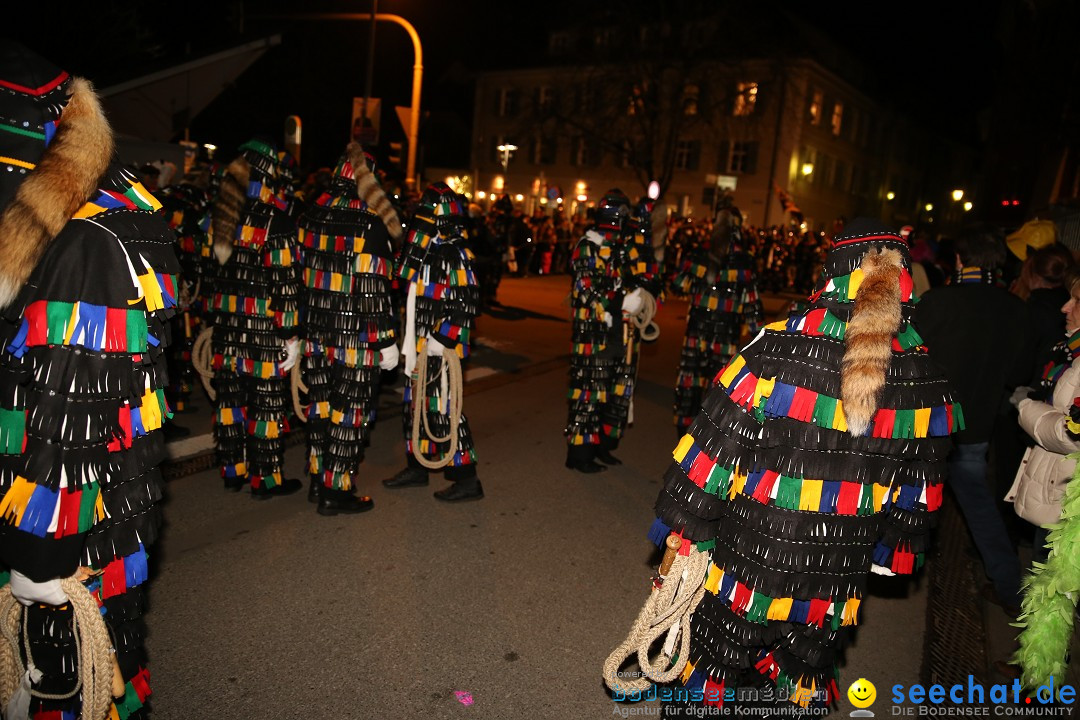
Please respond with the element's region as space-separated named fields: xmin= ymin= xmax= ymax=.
xmin=267 ymin=12 xmax=423 ymax=191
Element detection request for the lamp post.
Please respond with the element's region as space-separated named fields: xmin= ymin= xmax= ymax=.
xmin=497 ymin=143 xmax=517 ymax=176
xmin=358 ymin=0 xmax=378 ymax=144
xmin=265 ymin=12 xmax=424 ymax=191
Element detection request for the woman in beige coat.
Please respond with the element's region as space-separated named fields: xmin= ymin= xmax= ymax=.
xmin=1009 ymin=268 xmax=1080 ymax=557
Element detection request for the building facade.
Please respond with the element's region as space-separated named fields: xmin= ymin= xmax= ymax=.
xmin=470 ymin=53 xmax=975 ymax=233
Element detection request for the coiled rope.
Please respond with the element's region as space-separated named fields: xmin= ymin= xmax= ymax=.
xmin=628 ymin=289 xmax=660 ymax=342
xmin=603 ymin=538 xmax=710 ymax=693
xmin=191 ymin=327 xmax=216 ymax=401
xmin=410 ymin=345 xmax=463 ymax=470
xmin=290 ymin=360 xmax=308 ymax=423
xmin=0 ymin=577 xmax=121 ymax=720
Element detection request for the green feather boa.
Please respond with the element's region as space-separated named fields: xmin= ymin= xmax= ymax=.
xmin=1013 ymin=455 xmax=1080 ymax=688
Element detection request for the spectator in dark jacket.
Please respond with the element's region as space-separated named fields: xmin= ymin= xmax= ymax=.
xmin=916 ymin=225 xmax=1036 ymax=616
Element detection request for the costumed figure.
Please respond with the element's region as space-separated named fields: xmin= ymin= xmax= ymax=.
xmin=565 ymin=189 xmax=658 ymax=473
xmin=382 ymin=183 xmax=484 ymax=502
xmin=0 ymin=44 xmax=180 ymax=720
xmin=204 ymin=139 xmax=303 ymax=498
xmin=606 ymin=221 xmax=961 ymax=711
xmin=671 ymin=207 xmax=764 ymax=433
xmin=158 ymin=171 xmax=211 ymax=414
xmin=296 ymin=144 xmax=401 ymax=516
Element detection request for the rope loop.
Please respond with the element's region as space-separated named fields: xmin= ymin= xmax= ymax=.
xmin=410 ymin=344 xmax=464 ymax=470
xmin=602 ymin=545 xmax=710 ymax=693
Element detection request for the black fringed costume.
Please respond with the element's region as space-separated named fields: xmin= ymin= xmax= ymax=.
xmin=565 ymin=190 xmax=659 ymax=468
xmin=158 ymin=179 xmax=210 ymax=412
xmin=647 ymin=223 xmax=960 ymax=708
xmin=298 ymin=147 xmax=397 ymax=498
xmin=205 ymin=140 xmax=302 ymax=494
xmin=0 ymin=48 xmax=178 ymax=720
xmin=396 ymin=184 xmax=481 ymax=484
xmin=671 ymin=222 xmax=763 ymax=432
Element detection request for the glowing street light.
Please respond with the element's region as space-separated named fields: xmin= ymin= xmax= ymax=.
xmin=951 ymin=189 xmax=964 ymax=202
xmin=886 ymin=191 xmax=895 ymax=201
xmin=924 ymin=203 xmax=934 ymax=212
xmin=514 ymin=193 xmax=524 ymax=202
xmin=801 ymin=162 xmax=814 ymax=176
xmin=963 ymin=201 xmax=973 ymax=212
xmin=497 ymin=143 xmax=518 ymax=175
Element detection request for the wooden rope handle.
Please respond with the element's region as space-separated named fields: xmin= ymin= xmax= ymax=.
xmin=658 ymin=535 xmax=682 ymax=578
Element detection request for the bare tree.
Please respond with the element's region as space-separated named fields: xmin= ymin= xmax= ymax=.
xmin=505 ymin=0 xmax=778 ymax=202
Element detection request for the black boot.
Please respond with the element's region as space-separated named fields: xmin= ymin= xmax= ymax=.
xmin=565 ymin=445 xmax=607 ymax=474
xmin=251 ymin=477 xmax=303 ymax=500
xmin=224 ymin=476 xmax=247 ymax=492
xmin=382 ymin=465 xmax=429 ymax=488
xmin=308 ymin=474 xmax=321 ymax=504
xmin=596 ymin=436 xmax=622 ymax=465
xmin=434 ymin=480 xmax=484 ymax=503
xmin=317 ymin=488 xmax=374 ymax=516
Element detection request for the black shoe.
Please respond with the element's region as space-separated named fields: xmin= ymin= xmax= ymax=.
xmin=434 ymin=481 xmax=484 ymax=503
xmin=224 ymin=477 xmax=247 ymax=492
xmin=308 ymin=475 xmax=321 ymax=504
xmin=565 ymin=459 xmax=608 ymax=474
xmin=980 ymin=583 xmax=1021 ymax=618
xmin=317 ymin=493 xmax=374 ymax=516
xmin=595 ymin=448 xmax=622 ymax=465
xmin=382 ymin=466 xmax=429 ymax=488
xmin=251 ymin=478 xmax=303 ymax=500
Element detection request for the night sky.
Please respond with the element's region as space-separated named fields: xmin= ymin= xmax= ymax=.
xmin=9 ymin=0 xmax=1010 ymax=170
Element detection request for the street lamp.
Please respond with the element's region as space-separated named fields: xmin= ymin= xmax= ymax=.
xmin=886 ymin=191 xmax=895 ymax=201
xmin=924 ymin=203 xmax=934 ymax=212
xmin=951 ymin=189 xmax=964 ymax=202
xmin=963 ymin=201 xmax=973 ymax=212
xmin=264 ymin=12 xmax=424 ymax=190
xmin=497 ymin=143 xmax=517 ymax=175
xmin=801 ymin=162 xmax=814 ymax=176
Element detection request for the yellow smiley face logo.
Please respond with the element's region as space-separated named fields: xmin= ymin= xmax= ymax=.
xmin=847 ymin=678 xmax=877 ymax=709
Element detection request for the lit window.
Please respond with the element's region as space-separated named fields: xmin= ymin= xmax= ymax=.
xmin=734 ymin=82 xmax=758 ymax=116
xmin=809 ymin=89 xmax=823 ymax=125
xmin=831 ymin=101 xmax=843 ymax=136
xmin=627 ymin=83 xmax=646 ymax=116
xmin=683 ymin=84 xmax=700 ymax=116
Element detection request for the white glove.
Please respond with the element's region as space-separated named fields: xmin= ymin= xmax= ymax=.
xmin=379 ymin=344 xmax=400 ymax=370
xmin=1008 ymin=386 xmax=1033 ymax=408
xmin=280 ymin=337 xmax=301 ymax=371
xmin=622 ymin=288 xmax=645 ymax=316
xmin=870 ymin=563 xmax=896 ymax=577
xmin=426 ymin=337 xmax=448 ymax=356
xmin=602 ymin=312 xmax=613 ymax=327
xmin=9 ymin=569 xmax=68 ymax=606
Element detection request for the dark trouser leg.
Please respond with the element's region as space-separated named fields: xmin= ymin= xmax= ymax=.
xmin=303 ymin=352 xmax=333 ymax=487
xmin=214 ymin=370 xmax=248 ymax=487
xmin=321 ymin=359 xmax=380 ymax=492
xmin=948 ymin=441 xmax=1022 ymax=607
xmin=247 ymin=375 xmax=290 ymax=491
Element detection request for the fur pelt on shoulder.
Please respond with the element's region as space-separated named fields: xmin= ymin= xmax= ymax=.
xmin=346 ymin=142 xmax=402 ymax=244
xmin=841 ymin=248 xmax=903 ymax=436
xmin=0 ymin=78 xmax=113 ymax=309
xmin=211 ymin=156 xmax=250 ymax=265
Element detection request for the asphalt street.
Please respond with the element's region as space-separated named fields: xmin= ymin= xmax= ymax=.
xmin=146 ymin=275 xmax=931 ymax=719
